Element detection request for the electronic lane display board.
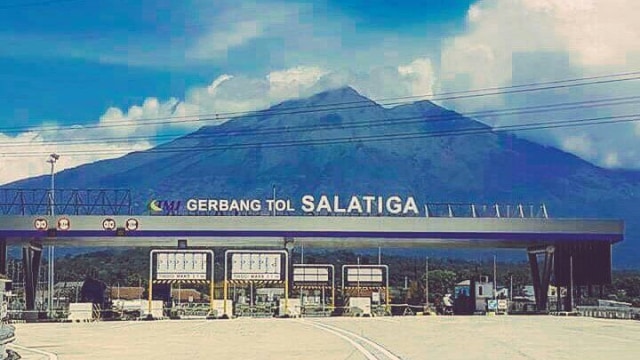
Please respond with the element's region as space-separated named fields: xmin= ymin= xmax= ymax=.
xmin=341 ymin=264 xmax=389 ymax=291
xmin=151 ymin=250 xmax=213 ymax=281
xmin=345 ymin=267 xmax=384 ymax=286
xmin=292 ymin=264 xmax=333 ymax=288
xmin=156 ymin=251 xmax=208 ymax=280
xmin=228 ymin=251 xmax=286 ymax=281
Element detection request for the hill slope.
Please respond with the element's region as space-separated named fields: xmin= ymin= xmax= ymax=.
xmin=4 ymin=87 xmax=639 ymax=267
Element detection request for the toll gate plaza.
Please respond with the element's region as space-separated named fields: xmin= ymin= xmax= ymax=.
xmin=0 ymin=212 xmax=624 ymax=317
xmin=0 ymin=203 xmax=630 ymax=359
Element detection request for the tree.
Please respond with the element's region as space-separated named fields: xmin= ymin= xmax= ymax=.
xmin=405 ymin=280 xmax=425 ymax=305
xmin=428 ymin=270 xmax=457 ymax=299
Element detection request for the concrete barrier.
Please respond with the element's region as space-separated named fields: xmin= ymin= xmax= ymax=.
xmin=576 ymin=306 xmax=640 ymax=320
xmin=141 ymin=301 xmax=164 ymax=320
xmin=68 ymin=303 xmax=94 ymax=322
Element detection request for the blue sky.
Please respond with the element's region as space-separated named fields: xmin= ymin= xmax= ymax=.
xmin=0 ymin=0 xmax=472 ymax=126
xmin=1 ymin=0 xmax=640 ymax=184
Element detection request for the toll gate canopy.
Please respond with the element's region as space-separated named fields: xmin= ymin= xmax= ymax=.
xmin=0 ymin=214 xmax=625 ymax=312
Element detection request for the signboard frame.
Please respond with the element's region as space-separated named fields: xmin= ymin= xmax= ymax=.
xmin=341 ymin=264 xmax=390 ymax=312
xmin=148 ymin=249 xmax=215 ymax=317
xmin=229 ymin=252 xmax=286 ymax=281
xmin=153 ymin=251 xmax=210 ymax=280
xmin=223 ymin=249 xmax=289 ymax=316
xmin=292 ymin=264 xmax=335 ymax=309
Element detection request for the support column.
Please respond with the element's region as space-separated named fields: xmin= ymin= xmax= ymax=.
xmin=0 ymin=238 xmax=7 ymax=275
xmin=528 ymin=246 xmax=554 ymax=312
xmin=557 ymin=284 xmax=562 ymax=312
xmin=22 ymin=242 xmax=43 ymax=316
xmin=527 ymin=252 xmax=542 ymax=306
xmin=540 ymin=247 xmax=554 ymax=310
xmin=283 ymin=237 xmax=294 ymax=317
xmin=566 ymin=279 xmax=574 ymax=312
xmin=565 ymin=256 xmax=574 ymax=312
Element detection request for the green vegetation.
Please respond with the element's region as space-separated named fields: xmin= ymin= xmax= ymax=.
xmin=28 ymin=248 xmax=640 ymax=306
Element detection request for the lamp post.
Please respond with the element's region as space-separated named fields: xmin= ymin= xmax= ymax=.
xmin=272 ymin=185 xmax=276 ymax=216
xmin=46 ymin=153 xmax=59 ymax=318
xmin=425 ymin=257 xmax=429 ymax=308
xmin=493 ymin=255 xmax=497 ymax=302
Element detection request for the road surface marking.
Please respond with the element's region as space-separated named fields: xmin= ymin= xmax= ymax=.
xmin=313 ymin=322 xmax=402 ymax=360
xmin=303 ymin=321 xmax=379 ymax=360
xmin=9 ymin=343 xmax=58 ymax=360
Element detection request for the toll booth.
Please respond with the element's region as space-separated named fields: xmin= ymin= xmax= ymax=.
xmin=341 ymin=265 xmax=389 ymax=316
xmin=148 ymin=249 xmax=214 ymax=319
xmin=0 ymin=277 xmax=16 ymax=358
xmin=224 ymin=250 xmax=289 ymax=318
xmin=229 ymin=281 xmax=285 ymax=317
xmin=292 ymin=264 xmax=334 ymax=317
xmin=453 ymin=277 xmax=495 ymax=315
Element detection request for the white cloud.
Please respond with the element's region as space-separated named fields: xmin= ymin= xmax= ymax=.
xmin=185 ymin=59 xmax=436 ymax=116
xmin=443 ymin=0 xmax=640 ymax=87
xmin=267 ymin=66 xmax=329 ymax=100
xmin=207 ymin=75 xmax=234 ymax=95
xmin=0 ymin=59 xmax=437 ymax=185
xmin=4 ymin=0 xmax=640 ymax=184
xmin=561 ymin=134 xmax=595 ymax=159
xmin=397 ymin=58 xmax=437 ymax=97
xmin=604 ymin=152 xmax=621 ymax=168
xmin=187 ymin=20 xmax=263 ymax=60
xmin=185 ymin=1 xmax=317 ymax=63
xmin=0 ymin=0 xmax=422 ymax=73
xmin=0 ymin=130 xmax=152 ymax=186
xmin=439 ymin=0 xmax=640 ymax=169
xmin=0 ymin=95 xmax=187 ymax=185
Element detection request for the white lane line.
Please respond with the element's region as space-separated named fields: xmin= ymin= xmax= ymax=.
xmin=314 ymin=322 xmax=402 ymax=360
xmin=305 ymin=322 xmax=379 ymax=360
xmin=8 ymin=343 xmax=58 ymax=360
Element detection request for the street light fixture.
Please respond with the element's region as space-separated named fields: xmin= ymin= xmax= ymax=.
xmin=46 ymin=153 xmax=59 ymax=318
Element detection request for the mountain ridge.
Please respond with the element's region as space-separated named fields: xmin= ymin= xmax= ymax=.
xmin=3 ymin=86 xmax=639 ymax=267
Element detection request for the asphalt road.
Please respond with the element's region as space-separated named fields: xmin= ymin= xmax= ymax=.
xmin=8 ymin=316 xmax=640 ymax=359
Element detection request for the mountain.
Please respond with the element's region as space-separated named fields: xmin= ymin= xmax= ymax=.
xmin=4 ymin=87 xmax=640 ymax=267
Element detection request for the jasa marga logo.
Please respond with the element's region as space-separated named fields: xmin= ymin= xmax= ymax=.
xmin=147 ymin=199 xmax=182 ymax=215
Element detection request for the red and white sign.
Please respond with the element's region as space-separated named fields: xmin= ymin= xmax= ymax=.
xmin=34 ymin=218 xmax=48 ymax=231
xmin=57 ymin=217 xmax=71 ymax=231
xmin=125 ymin=218 xmax=139 ymax=231
xmin=102 ymin=218 xmax=116 ymax=230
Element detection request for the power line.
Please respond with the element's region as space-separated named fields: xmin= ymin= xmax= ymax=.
xmin=1 ymin=94 xmax=639 ymax=148
xmin=3 ymin=112 xmax=639 ymax=158
xmin=2 ymin=70 xmax=640 ymax=135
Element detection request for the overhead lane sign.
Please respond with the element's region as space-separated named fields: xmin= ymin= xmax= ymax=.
xmin=156 ymin=251 xmax=208 ymax=280
xmin=230 ymin=252 xmax=283 ymax=280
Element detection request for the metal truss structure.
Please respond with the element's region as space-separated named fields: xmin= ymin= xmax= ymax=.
xmin=0 ymin=189 xmax=132 ymax=216
xmin=425 ymin=203 xmax=549 ymax=218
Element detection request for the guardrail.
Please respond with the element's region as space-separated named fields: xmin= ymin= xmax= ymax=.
xmin=576 ymin=306 xmax=640 ymax=320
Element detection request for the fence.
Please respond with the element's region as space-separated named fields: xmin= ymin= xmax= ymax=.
xmin=576 ymin=306 xmax=640 ymax=320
